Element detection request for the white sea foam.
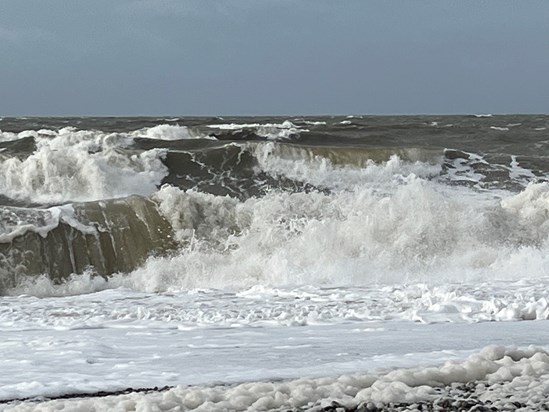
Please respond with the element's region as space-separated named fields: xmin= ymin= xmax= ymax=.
xmin=114 ymin=181 xmax=549 ymax=293
xmin=252 ymin=143 xmax=442 ymax=190
xmin=0 ymin=123 xmax=223 ymax=203
xmin=130 ymin=124 xmax=211 ymax=140
xmin=207 ymin=120 xmax=304 ymax=139
xmin=4 ymin=280 xmax=549 ymax=329
xmin=0 ymin=129 xmax=55 ymax=143
xmin=443 ymin=150 xmax=488 ymax=185
xmin=300 ymin=120 xmax=326 ymax=126
xmin=9 ymin=158 xmax=548 ymax=304
xmin=490 ymin=126 xmax=509 ymax=131
xmin=0 ymin=127 xmax=168 ymax=204
xmin=6 ymin=345 xmax=549 ymax=411
xmin=0 ymin=207 xmax=61 ymax=242
xmin=3 ymin=127 xmax=549 ymax=409
xmin=0 ymin=204 xmax=96 ymax=243
xmin=508 ymin=155 xmax=537 ymax=184
xmin=6 ymin=151 xmax=549 ymax=296
xmin=0 ymin=123 xmax=213 ymax=145
xmin=0 ymin=131 xmax=21 ymax=142
xmin=443 ymin=150 xmax=546 ymax=189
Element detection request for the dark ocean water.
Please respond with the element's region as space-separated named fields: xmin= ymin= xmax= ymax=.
xmin=1 ymin=115 xmax=548 ymax=293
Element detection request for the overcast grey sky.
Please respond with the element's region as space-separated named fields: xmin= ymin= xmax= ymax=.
xmin=0 ymin=1 xmax=548 ymax=116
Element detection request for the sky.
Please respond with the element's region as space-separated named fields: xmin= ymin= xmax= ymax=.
xmin=0 ymin=1 xmax=548 ymax=116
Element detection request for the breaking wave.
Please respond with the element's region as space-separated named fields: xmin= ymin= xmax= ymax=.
xmin=4 ymin=153 xmax=549 ymax=298
xmin=2 ymin=115 xmax=549 ymax=299
xmin=0 ymin=128 xmax=168 ymax=204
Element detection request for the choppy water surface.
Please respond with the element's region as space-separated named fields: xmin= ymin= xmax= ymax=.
xmin=1 ymin=115 xmax=549 ymax=291
xmin=2 ymin=115 xmax=549 ymax=408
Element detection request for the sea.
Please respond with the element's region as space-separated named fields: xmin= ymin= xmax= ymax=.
xmin=1 ymin=115 xmax=549 ymax=411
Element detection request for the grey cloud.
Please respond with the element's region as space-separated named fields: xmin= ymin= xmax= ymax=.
xmin=0 ymin=0 xmax=548 ymax=116
xmin=116 ymin=0 xmax=209 ymax=17
xmin=0 ymin=25 xmax=54 ymax=45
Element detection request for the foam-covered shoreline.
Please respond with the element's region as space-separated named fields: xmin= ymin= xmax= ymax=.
xmin=4 ymin=345 xmax=549 ymax=411
xmin=2 ymin=318 xmax=548 ymax=408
